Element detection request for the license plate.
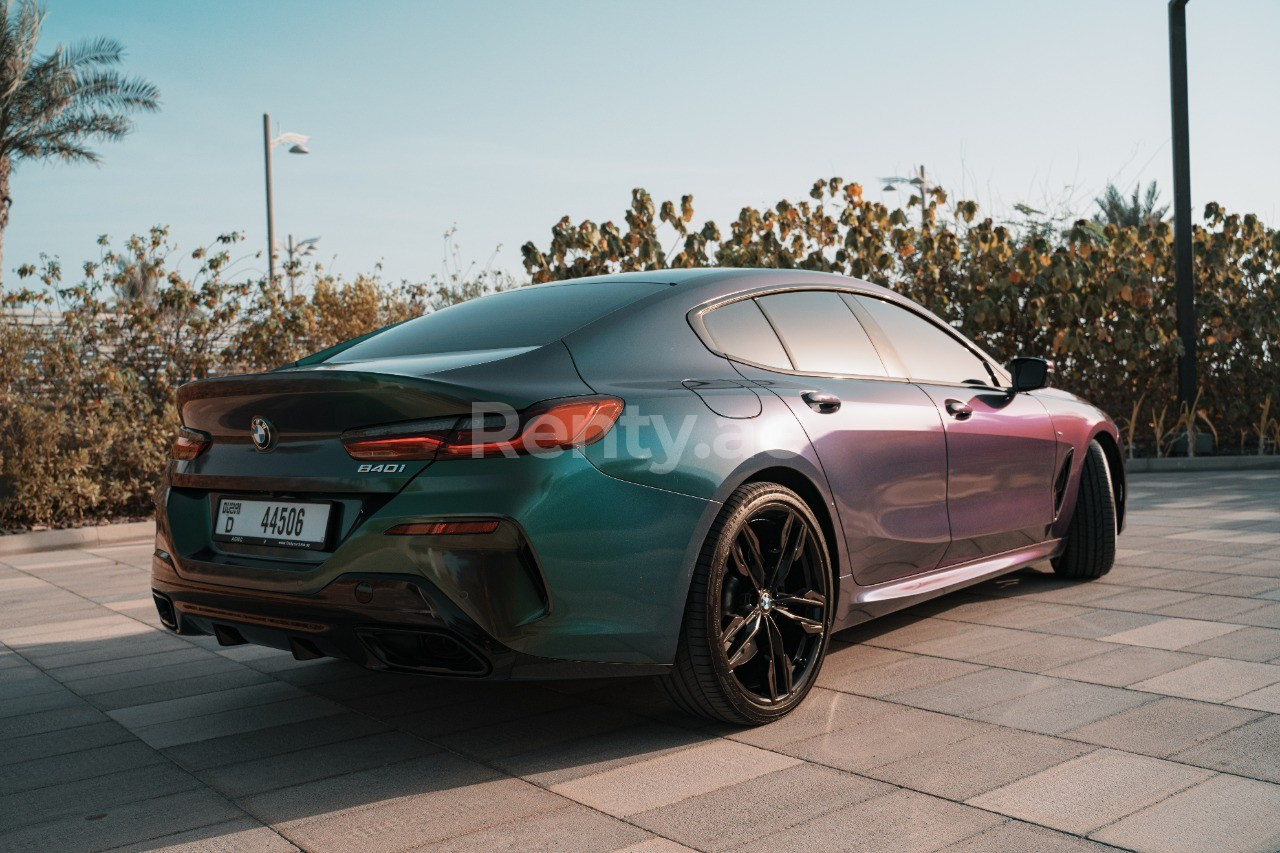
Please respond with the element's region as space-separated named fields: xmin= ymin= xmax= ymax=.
xmin=213 ymin=498 xmax=332 ymax=550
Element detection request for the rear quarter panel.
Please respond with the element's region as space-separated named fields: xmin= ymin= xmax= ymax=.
xmin=1034 ymin=387 xmax=1126 ymax=537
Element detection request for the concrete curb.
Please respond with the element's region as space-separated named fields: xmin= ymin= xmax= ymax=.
xmin=0 ymin=520 xmax=155 ymax=557
xmin=1127 ymin=456 xmax=1280 ymax=473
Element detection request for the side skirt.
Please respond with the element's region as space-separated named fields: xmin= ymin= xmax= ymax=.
xmin=837 ymin=538 xmax=1062 ymax=628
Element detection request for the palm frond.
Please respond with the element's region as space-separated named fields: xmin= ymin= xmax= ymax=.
xmin=0 ymin=2 xmax=159 ymax=165
xmin=59 ymin=35 xmax=124 ymax=69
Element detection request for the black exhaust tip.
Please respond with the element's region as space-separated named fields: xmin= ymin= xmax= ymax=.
xmin=152 ymin=591 xmax=178 ymax=630
xmin=357 ymin=628 xmax=490 ymax=676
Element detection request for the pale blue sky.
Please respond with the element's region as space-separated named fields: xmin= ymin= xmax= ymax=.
xmin=11 ymin=0 xmax=1279 ymax=285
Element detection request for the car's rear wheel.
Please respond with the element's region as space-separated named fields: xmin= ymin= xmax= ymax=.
xmin=1052 ymin=440 xmax=1117 ymax=580
xmin=664 ymin=482 xmax=833 ymax=725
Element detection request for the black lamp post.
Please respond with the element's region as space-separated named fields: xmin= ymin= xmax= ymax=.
xmin=1168 ymin=0 xmax=1196 ymax=406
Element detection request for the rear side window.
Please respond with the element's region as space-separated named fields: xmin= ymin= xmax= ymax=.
xmin=853 ymin=295 xmax=994 ymax=386
xmin=756 ymin=291 xmax=887 ymax=376
xmin=325 ymin=281 xmax=667 ymax=362
xmin=701 ymin=299 xmax=791 ymax=369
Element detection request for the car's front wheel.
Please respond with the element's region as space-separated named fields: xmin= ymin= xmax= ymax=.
xmin=1052 ymin=440 xmax=1117 ymax=580
xmin=663 ymin=482 xmax=833 ymax=725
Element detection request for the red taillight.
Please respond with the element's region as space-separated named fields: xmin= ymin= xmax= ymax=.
xmin=340 ymin=396 xmax=623 ymax=462
xmin=442 ymin=396 xmax=624 ymax=458
xmin=386 ymin=520 xmax=501 ymax=536
xmin=341 ymin=416 xmax=458 ymax=461
xmin=172 ymin=426 xmax=210 ymax=460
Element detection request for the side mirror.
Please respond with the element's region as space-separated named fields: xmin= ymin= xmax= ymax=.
xmin=1008 ymin=357 xmax=1053 ymax=393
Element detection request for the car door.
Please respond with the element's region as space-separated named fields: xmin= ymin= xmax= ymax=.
xmin=851 ymin=295 xmax=1059 ymax=565
xmin=703 ymin=290 xmax=952 ymax=586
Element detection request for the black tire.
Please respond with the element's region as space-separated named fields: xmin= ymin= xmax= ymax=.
xmin=663 ymin=482 xmax=833 ymax=725
xmin=1052 ymin=440 xmax=1117 ymax=580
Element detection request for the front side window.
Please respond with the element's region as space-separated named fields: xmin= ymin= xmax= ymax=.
xmin=853 ymin=295 xmax=994 ymax=386
xmin=756 ymin=291 xmax=887 ymax=376
xmin=701 ymin=298 xmax=791 ymax=369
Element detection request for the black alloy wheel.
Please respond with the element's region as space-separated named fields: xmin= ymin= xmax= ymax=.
xmin=665 ymin=482 xmax=833 ymax=725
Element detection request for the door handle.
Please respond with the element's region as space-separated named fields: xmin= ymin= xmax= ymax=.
xmin=945 ymin=399 xmax=973 ymax=420
xmin=802 ymin=391 xmax=841 ymax=414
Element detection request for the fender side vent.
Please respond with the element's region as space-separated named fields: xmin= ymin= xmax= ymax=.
xmin=1053 ymin=448 xmax=1075 ymax=518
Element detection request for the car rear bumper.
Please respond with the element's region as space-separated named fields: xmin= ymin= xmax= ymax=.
xmin=151 ymin=552 xmax=669 ymax=680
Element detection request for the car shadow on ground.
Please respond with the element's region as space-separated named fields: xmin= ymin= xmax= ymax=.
xmin=3 ymin=571 xmax=1021 ymax=850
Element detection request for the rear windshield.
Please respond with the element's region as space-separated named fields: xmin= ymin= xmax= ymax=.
xmin=324 ymin=281 xmax=666 ymax=363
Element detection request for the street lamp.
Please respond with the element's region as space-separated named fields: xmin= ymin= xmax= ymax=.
xmin=1168 ymin=0 xmax=1195 ymax=407
xmin=262 ymin=112 xmax=311 ymax=284
xmin=285 ymin=235 xmax=321 ymax=298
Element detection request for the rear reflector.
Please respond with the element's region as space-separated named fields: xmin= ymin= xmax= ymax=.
xmin=386 ymin=520 xmax=501 ymax=536
xmin=172 ymin=426 xmax=210 ymax=460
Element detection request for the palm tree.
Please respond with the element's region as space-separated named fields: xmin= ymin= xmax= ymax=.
xmin=1092 ymin=181 xmax=1170 ymax=228
xmin=0 ymin=1 xmax=159 ymax=281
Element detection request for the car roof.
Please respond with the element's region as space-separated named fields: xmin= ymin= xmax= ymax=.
xmin=555 ymin=267 xmax=899 ymax=299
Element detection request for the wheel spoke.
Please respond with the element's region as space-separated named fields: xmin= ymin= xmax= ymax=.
xmin=763 ymin=616 xmax=780 ymax=702
xmin=768 ymin=511 xmax=796 ymax=589
xmin=766 ymin=616 xmax=793 ymax=697
xmin=723 ymin=611 xmax=762 ymax=669
xmin=776 ymin=589 xmax=826 ymax=609
xmin=735 ymin=525 xmax=768 ymax=591
xmin=771 ymin=604 xmax=825 ymax=635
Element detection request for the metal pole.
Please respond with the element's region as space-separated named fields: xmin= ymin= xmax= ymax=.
xmin=1168 ymin=0 xmax=1196 ymax=406
xmin=263 ymin=113 xmax=276 ymax=284
xmin=287 ymin=234 xmax=295 ymax=299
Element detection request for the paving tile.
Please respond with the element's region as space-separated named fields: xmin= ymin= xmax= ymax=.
xmin=1100 ymin=617 xmax=1243 ymax=650
xmin=498 ymin=720 xmax=710 ymax=787
xmin=1064 ymin=697 xmax=1264 ymax=757
xmin=1093 ymin=774 xmax=1280 ymax=852
xmin=741 ymin=788 xmax=1004 ymax=852
xmin=130 ymin=696 xmax=346 ymax=749
xmin=0 ymin=788 xmax=250 ymax=853
xmin=1130 ymin=658 xmax=1280 ymax=702
xmin=0 ymin=762 xmax=203 ymax=830
xmin=1178 ymin=625 xmax=1280 ymax=662
xmin=1228 ymin=680 xmax=1280 ymax=713
xmin=1233 ymin=602 xmax=1280 ymax=628
xmin=785 ymin=704 xmax=992 ymax=772
xmin=948 ymin=820 xmax=1111 ymax=852
xmin=898 ymin=623 xmax=1031 ymax=660
xmin=1043 ymin=645 xmax=1204 ymax=687
xmin=550 ymin=739 xmax=798 ymax=817
xmin=162 ymin=711 xmax=391 ymax=772
xmin=1028 ymin=608 xmax=1161 ymax=640
xmin=387 ymin=686 xmax=579 ymax=737
xmin=964 ymin=634 xmax=1114 ymax=673
xmin=446 ymin=700 xmax=643 ymax=763
xmin=1153 ymin=594 xmax=1279 ymax=622
xmin=968 ymin=679 xmax=1153 ymax=735
xmin=968 ymin=748 xmax=1213 ymax=834
xmin=197 ymin=731 xmax=441 ymax=799
xmin=0 ymin=703 xmax=107 ymax=738
xmin=819 ymin=650 xmax=982 ymax=696
xmin=107 ymin=681 xmax=306 ymax=729
xmin=1092 ymin=588 xmax=1208 ymax=614
xmin=888 ymin=667 xmax=1058 ymax=715
xmin=263 ymin=773 xmax=564 ymax=852
xmin=42 ymin=646 xmax=214 ymax=682
xmin=727 ymin=688 xmax=898 ymax=750
xmin=0 ymin=739 xmax=166 ymax=795
xmin=867 ymin=728 xmax=1093 ymax=801
xmin=427 ymin=803 xmax=653 ymax=852
xmin=89 ymin=667 xmax=275 ymax=712
xmin=108 ymin=818 xmax=300 ymax=852
xmin=0 ymin=719 xmax=133 ymax=767
xmin=0 ymin=685 xmax=84 ymax=719
xmin=1189 ymin=575 xmax=1280 ymax=597
xmin=630 ymin=763 xmax=890 ymax=852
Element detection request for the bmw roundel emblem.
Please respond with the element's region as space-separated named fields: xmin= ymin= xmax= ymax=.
xmin=250 ymin=416 xmax=275 ymax=452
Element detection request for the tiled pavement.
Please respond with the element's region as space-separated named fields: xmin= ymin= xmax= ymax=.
xmin=3 ymin=472 xmax=1280 ymax=852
